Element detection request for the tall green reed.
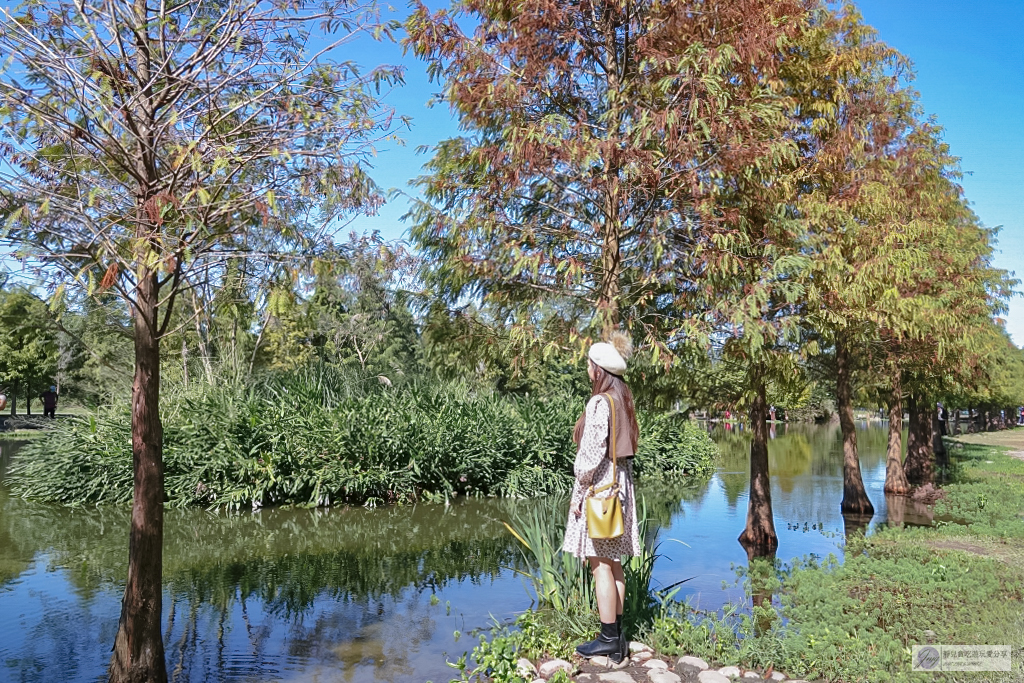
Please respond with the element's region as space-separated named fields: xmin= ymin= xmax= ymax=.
xmin=504 ymin=496 xmax=661 ymax=639
xmin=8 ymin=366 xmax=716 ymax=509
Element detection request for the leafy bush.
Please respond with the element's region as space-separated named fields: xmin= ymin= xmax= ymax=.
xmin=8 ymin=366 xmax=716 ymax=508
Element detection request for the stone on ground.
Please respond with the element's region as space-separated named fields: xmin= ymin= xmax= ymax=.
xmin=742 ymin=672 xmax=761 ymax=680
xmin=517 ymin=658 xmax=537 ymax=678
xmin=590 ymin=655 xmax=629 ymax=669
xmin=595 ymin=671 xmax=637 ymax=683
xmin=649 ymin=670 xmax=683 ymax=683
xmin=632 ymin=651 xmax=654 ymax=663
xmin=651 ymin=667 xmax=684 ymax=683
xmin=643 ymin=658 xmax=669 ymax=670
xmin=630 ymin=641 xmax=655 ymax=654
xmin=538 ymin=658 xmax=574 ymax=679
xmin=769 ymin=672 xmax=786 ymax=682
xmin=697 ymin=671 xmax=732 ymax=683
xmin=717 ymin=666 xmax=741 ymax=679
xmin=675 ymin=656 xmax=710 ymax=673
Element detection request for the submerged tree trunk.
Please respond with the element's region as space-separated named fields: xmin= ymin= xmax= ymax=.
xmin=738 ymin=371 xmax=778 ymax=558
xmin=836 ymin=338 xmax=873 ymax=515
xmin=904 ymin=394 xmax=934 ymax=486
xmin=884 ymin=369 xmax=910 ymax=495
xmin=110 ymin=269 xmax=167 ymax=683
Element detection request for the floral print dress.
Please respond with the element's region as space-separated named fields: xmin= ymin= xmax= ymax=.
xmin=561 ymin=394 xmax=641 ymax=559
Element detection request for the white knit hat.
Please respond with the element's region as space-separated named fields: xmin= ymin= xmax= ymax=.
xmin=588 ymin=331 xmax=634 ymax=376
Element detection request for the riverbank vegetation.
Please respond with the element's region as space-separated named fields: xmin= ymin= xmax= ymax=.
xmin=452 ymin=431 xmax=1024 ymax=682
xmin=7 ymin=367 xmax=715 ymax=509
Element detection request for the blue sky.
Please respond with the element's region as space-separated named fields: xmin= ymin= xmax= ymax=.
xmin=347 ymin=0 xmax=1024 ymax=347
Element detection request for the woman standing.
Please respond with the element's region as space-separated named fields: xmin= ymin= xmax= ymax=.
xmin=562 ymin=332 xmax=641 ymax=663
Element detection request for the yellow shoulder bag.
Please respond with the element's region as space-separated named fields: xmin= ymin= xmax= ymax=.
xmin=585 ymin=393 xmax=624 ymax=540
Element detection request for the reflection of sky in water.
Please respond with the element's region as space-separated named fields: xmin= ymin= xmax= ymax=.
xmin=0 ymin=423 xmax=930 ymax=683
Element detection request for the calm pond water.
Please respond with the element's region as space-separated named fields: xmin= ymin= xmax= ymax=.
xmin=0 ymin=422 xmax=932 ymax=683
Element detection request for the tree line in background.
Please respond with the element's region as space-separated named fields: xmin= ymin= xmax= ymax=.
xmin=1 ymin=0 xmax=1023 ymax=681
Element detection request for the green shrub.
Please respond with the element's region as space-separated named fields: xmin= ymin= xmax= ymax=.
xmin=8 ymin=366 xmax=716 ymax=508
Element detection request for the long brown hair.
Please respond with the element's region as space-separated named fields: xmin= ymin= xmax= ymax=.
xmin=573 ymin=361 xmax=639 ymax=451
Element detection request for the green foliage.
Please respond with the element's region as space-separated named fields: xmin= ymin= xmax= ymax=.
xmin=446 ymin=610 xmax=577 ymax=683
xmin=0 ymin=288 xmax=59 ymax=412
xmin=8 ymin=367 xmax=717 ymax=508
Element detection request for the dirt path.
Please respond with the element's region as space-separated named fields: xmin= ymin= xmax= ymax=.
xmin=949 ymin=426 xmax=1024 ymax=461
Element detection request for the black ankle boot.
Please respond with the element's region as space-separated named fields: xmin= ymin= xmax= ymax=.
xmin=575 ymin=621 xmax=624 ymax=662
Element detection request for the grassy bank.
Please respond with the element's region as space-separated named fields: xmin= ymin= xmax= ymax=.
xmin=455 ymin=429 xmax=1024 ymax=683
xmin=6 ymin=367 xmax=716 ymax=509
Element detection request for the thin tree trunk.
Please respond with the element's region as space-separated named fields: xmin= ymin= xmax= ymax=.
xmin=597 ymin=11 xmax=622 ymax=338
xmin=884 ymin=369 xmax=909 ymax=495
xmin=110 ymin=4 xmax=167 ymax=676
xmin=181 ymin=339 xmax=189 ymax=389
xmin=9 ymin=381 xmax=17 ymax=416
xmin=836 ymin=338 xmax=873 ymax=515
xmin=952 ymin=407 xmax=960 ymax=436
xmin=109 ymin=270 xmax=168 ymax=683
xmin=932 ymin=412 xmax=948 ymax=471
xmin=738 ymin=370 xmax=778 ymax=557
xmin=25 ymin=383 xmax=32 ymax=416
xmin=904 ymin=394 xmax=933 ymax=486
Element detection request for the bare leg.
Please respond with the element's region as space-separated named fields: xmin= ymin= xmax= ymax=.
xmin=589 ymin=557 xmax=618 ymax=623
xmin=612 ymin=560 xmax=625 ymax=616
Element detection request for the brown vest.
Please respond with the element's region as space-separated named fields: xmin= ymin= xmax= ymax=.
xmin=598 ymin=393 xmax=636 ymax=459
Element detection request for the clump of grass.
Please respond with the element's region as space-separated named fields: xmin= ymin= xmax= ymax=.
xmin=502 ymin=496 xmax=662 ymax=642
xmin=7 ymin=366 xmax=717 ymax=509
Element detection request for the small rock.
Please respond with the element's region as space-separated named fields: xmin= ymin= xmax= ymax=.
xmin=676 ymin=656 xmax=710 ymax=673
xmin=630 ymin=641 xmax=655 ymax=654
xmin=644 ymin=659 xmax=669 ymax=670
xmin=741 ymin=672 xmax=761 ymax=681
xmin=769 ymin=672 xmax=786 ymax=682
xmin=596 ymin=672 xmax=636 ymax=683
xmin=538 ymin=659 xmax=573 ymax=679
xmin=718 ymin=666 xmax=741 ymax=679
xmin=532 ymin=679 xmax=547 ymax=683
xmin=517 ymin=658 xmax=537 ymax=678
xmin=697 ymin=672 xmax=731 ymax=683
xmin=649 ymin=671 xmax=682 ymax=683
xmin=632 ymin=651 xmax=654 ymax=663
xmin=575 ymin=676 xmax=599 ymax=683
xmin=591 ymin=656 xmax=629 ymax=670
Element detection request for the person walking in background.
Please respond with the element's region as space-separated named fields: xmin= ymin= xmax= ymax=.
xmin=40 ymin=385 xmax=58 ymax=418
xmin=562 ymin=332 xmax=641 ymax=664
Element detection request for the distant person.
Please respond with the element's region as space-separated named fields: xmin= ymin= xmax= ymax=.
xmin=1018 ymin=406 xmax=1023 ymax=426
xmin=41 ymin=386 xmax=58 ymax=418
xmin=937 ymin=403 xmax=947 ymax=436
xmin=562 ymin=332 xmax=640 ymax=664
